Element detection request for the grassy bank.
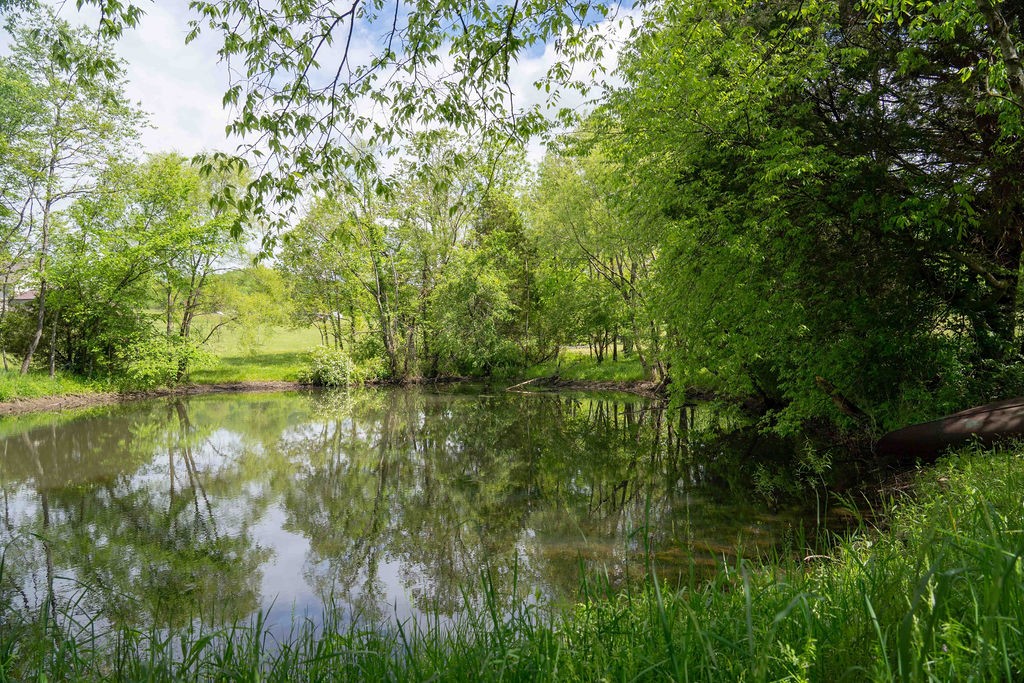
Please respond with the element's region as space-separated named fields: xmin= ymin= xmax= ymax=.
xmin=0 ymin=370 xmax=108 ymax=402
xmin=3 ymin=445 xmax=1024 ymax=680
xmin=0 ymin=326 xmax=319 ymax=403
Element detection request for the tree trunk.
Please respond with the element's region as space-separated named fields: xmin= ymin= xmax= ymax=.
xmin=21 ymin=197 xmax=53 ymax=375
xmin=977 ymin=0 xmax=1024 ymax=103
xmin=48 ymin=307 xmax=59 ymax=378
xmin=1 ymin=273 xmax=8 ymax=371
xmin=166 ymin=287 xmax=174 ymax=336
xmin=20 ymin=280 xmax=46 ymax=375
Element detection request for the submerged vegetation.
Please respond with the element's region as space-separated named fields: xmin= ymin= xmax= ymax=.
xmin=2 ymin=443 xmax=1023 ymax=681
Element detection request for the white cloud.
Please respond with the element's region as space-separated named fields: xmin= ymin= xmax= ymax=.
xmin=3 ymin=2 xmax=637 ymax=164
xmin=0 ymin=1 xmax=234 ymax=157
xmin=97 ymin=2 xmax=235 ymax=156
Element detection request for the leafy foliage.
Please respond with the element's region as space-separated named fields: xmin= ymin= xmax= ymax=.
xmin=118 ymin=335 xmax=213 ymax=390
xmin=589 ymin=0 xmax=1024 ymax=431
xmin=298 ymin=346 xmax=383 ymax=387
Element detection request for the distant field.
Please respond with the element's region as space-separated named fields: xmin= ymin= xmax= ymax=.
xmin=192 ymin=325 xmax=322 ymax=383
xmin=203 ymin=324 xmax=322 ymax=356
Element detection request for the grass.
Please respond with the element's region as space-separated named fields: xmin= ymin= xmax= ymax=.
xmin=190 ymin=350 xmax=312 ymax=383
xmin=202 ymin=325 xmax=322 ymax=358
xmin=0 ymin=326 xmax=322 ymax=401
xmin=521 ymin=348 xmax=648 ymax=382
xmin=191 ymin=325 xmax=321 ymax=383
xmin=0 ymin=369 xmax=109 ymax=402
xmin=3 ymin=444 xmax=1024 ymax=680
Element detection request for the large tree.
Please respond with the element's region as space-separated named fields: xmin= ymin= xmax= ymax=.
xmin=1 ymin=7 xmax=141 ymax=374
xmin=600 ymin=0 xmax=1024 ymax=432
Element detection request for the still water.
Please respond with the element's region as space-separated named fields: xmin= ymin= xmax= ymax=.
xmin=0 ymin=388 xmax=821 ymax=632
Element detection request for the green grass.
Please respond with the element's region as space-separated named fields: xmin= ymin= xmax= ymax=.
xmin=203 ymin=325 xmax=323 ymax=357
xmin=0 ymin=326 xmax=320 ymax=402
xmin=521 ymin=348 xmax=648 ymax=382
xmin=0 ymin=369 xmax=108 ymax=402
xmin=191 ymin=325 xmax=322 ymax=383
xmin=190 ymin=351 xmax=311 ymax=383
xmin=4 ymin=445 xmax=1024 ymax=680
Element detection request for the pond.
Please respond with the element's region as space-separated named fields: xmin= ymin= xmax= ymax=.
xmin=0 ymin=387 xmax=830 ymax=634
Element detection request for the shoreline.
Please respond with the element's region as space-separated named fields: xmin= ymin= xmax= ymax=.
xmin=0 ymin=376 xmax=667 ymax=419
xmin=504 ymin=375 xmax=668 ymax=400
xmin=0 ymin=380 xmax=306 ymax=418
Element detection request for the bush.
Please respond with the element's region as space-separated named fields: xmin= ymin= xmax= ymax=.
xmin=118 ymin=336 xmax=214 ymax=390
xmin=300 ymin=346 xmax=381 ymax=387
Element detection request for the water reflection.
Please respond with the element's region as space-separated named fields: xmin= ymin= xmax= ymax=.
xmin=0 ymin=389 xmax=821 ymax=632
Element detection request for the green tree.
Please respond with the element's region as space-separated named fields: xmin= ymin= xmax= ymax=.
xmin=1 ymin=7 xmax=141 ymax=375
xmin=49 ymin=159 xmax=164 ymax=377
xmin=41 ymin=153 xmax=243 ymax=384
xmin=145 ymin=154 xmax=245 ymax=379
xmin=278 ymin=215 xmax=361 ymax=350
xmin=284 ymin=136 xmax=529 ymax=379
xmin=529 ymin=146 xmax=660 ymax=375
xmin=0 ymin=59 xmax=43 ymax=369
xmin=603 ymin=0 xmax=1024 ymax=431
xmin=428 ymin=193 xmax=540 ymax=375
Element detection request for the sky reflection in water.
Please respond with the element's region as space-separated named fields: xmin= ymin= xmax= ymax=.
xmin=0 ymin=388 xmax=815 ymax=633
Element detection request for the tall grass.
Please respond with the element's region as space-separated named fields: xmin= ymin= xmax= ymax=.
xmin=3 ymin=446 xmax=1024 ymax=681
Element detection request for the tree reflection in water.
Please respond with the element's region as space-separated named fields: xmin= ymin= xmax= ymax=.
xmin=0 ymin=388 xmax=822 ymax=633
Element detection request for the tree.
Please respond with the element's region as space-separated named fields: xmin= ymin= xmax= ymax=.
xmin=0 ymin=60 xmax=43 ymax=369
xmin=49 ymin=159 xmax=164 ymax=377
xmin=4 ymin=0 xmax=613 ymax=248
xmin=180 ymin=0 xmax=619 ymax=241
xmin=530 ymin=143 xmax=663 ymax=377
xmin=601 ymin=0 xmax=1024 ymax=431
xmin=282 ymin=135 xmax=529 ymax=379
xmin=36 ymin=153 xmax=244 ymax=383
xmin=278 ymin=216 xmax=361 ymax=351
xmin=1 ymin=7 xmax=141 ymax=374
xmin=144 ymin=154 xmax=245 ymax=379
xmin=207 ymin=266 xmax=291 ymax=354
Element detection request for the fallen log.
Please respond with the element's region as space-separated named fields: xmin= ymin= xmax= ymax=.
xmin=876 ymin=396 xmax=1024 ymax=462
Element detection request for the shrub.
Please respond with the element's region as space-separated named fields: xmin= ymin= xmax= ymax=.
xmin=300 ymin=346 xmax=359 ymax=387
xmin=118 ymin=336 xmax=214 ymax=390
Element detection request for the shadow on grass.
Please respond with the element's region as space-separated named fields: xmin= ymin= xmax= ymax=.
xmin=192 ymin=351 xmax=310 ymax=383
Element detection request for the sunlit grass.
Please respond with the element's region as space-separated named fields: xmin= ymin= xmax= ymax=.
xmin=190 ymin=351 xmax=311 ymax=383
xmin=0 ymin=370 xmax=108 ymax=402
xmin=521 ymin=348 xmax=648 ymax=382
xmin=203 ymin=324 xmax=322 ymax=357
xmin=4 ymin=445 xmax=1024 ymax=680
xmin=192 ymin=325 xmax=321 ymax=383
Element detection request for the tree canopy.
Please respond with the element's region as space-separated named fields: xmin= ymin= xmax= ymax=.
xmin=3 ymin=0 xmax=1024 ymax=439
